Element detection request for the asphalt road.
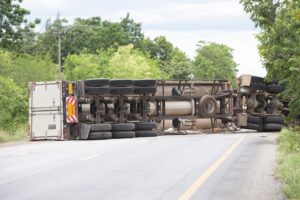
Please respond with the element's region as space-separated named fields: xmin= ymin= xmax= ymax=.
xmin=0 ymin=132 xmax=285 ymax=200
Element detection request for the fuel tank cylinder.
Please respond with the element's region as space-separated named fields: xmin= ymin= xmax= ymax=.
xmin=149 ymin=101 xmax=194 ymax=116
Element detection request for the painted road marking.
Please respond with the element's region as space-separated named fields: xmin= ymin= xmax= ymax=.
xmin=80 ymin=154 xmax=99 ymax=161
xmin=178 ymin=134 xmax=246 ymax=200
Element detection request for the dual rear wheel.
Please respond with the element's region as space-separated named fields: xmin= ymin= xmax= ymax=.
xmin=87 ymin=122 xmax=159 ymax=140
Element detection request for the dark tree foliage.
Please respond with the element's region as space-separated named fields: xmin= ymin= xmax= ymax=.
xmin=0 ymin=0 xmax=40 ymax=51
xmin=35 ymin=14 xmax=144 ymax=63
xmin=240 ymin=0 xmax=280 ymax=29
xmin=194 ymin=41 xmax=237 ymax=85
xmin=141 ymin=36 xmax=193 ymax=79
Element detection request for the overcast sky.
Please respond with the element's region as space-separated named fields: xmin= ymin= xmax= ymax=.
xmin=23 ymin=0 xmax=266 ymax=76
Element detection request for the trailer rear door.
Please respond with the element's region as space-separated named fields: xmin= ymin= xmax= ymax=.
xmin=29 ymin=81 xmax=64 ymax=140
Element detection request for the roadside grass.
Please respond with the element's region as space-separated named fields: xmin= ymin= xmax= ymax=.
xmin=0 ymin=126 xmax=28 ymax=143
xmin=277 ymin=128 xmax=300 ymax=200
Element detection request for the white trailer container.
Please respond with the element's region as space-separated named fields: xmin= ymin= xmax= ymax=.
xmin=28 ymin=81 xmax=64 ymax=140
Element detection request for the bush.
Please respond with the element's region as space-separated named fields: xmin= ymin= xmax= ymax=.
xmin=277 ymin=129 xmax=300 ymax=200
xmin=0 ymin=76 xmax=28 ymax=132
xmin=63 ymin=45 xmax=167 ymax=80
xmin=0 ymin=126 xmax=28 ymax=143
xmin=278 ymin=129 xmax=300 ymax=153
xmin=107 ymin=44 xmax=165 ymax=79
xmin=0 ymin=50 xmax=56 ymax=85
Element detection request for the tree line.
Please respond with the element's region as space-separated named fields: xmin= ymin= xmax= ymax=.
xmin=0 ymin=0 xmax=238 ymax=132
xmin=1 ymin=1 xmax=238 ymax=82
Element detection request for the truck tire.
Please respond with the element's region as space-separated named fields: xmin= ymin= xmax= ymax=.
xmin=134 ymin=122 xmax=157 ymax=130
xmin=85 ymin=87 xmax=110 ymax=95
xmin=198 ymin=95 xmax=217 ymax=118
xmin=90 ymin=123 xmax=112 ymax=132
xmin=84 ymin=79 xmax=109 ymax=87
xmin=249 ymin=76 xmax=266 ymax=91
xmin=246 ymin=123 xmax=259 ymax=130
xmin=263 ymin=123 xmax=282 ymax=132
xmin=251 ymin=76 xmax=265 ymax=84
xmin=249 ymin=83 xmax=266 ymax=91
xmin=247 ymin=115 xmax=261 ymax=124
xmin=133 ymin=80 xmax=156 ymax=87
xmin=88 ymin=132 xmax=112 ymax=140
xmin=112 ymin=131 xmax=135 ymax=138
xmin=135 ymin=130 xmax=159 ymax=137
xmin=110 ymin=87 xmax=134 ymax=94
xmin=112 ymin=123 xmax=135 ymax=131
xmin=109 ymin=80 xmax=133 ymax=87
xmin=266 ymin=84 xmax=284 ymax=94
xmin=134 ymin=87 xmax=157 ymax=94
xmin=264 ymin=116 xmax=284 ymax=124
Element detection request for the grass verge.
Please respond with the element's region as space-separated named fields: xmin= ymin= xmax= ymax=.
xmin=0 ymin=126 xmax=28 ymax=143
xmin=277 ymin=128 xmax=300 ymax=200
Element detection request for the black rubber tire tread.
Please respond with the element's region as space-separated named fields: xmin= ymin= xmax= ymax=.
xmin=134 ymin=87 xmax=157 ymax=94
xmin=263 ymin=123 xmax=282 ymax=132
xmin=112 ymin=123 xmax=135 ymax=131
xmin=109 ymin=80 xmax=133 ymax=87
xmin=266 ymin=84 xmax=284 ymax=94
xmin=112 ymin=131 xmax=135 ymax=138
xmin=249 ymin=83 xmax=266 ymax=91
xmin=198 ymin=95 xmax=218 ymax=118
xmin=134 ymin=122 xmax=158 ymax=130
xmin=85 ymin=87 xmax=110 ymax=95
xmin=247 ymin=115 xmax=261 ymax=124
xmin=110 ymin=87 xmax=134 ymax=94
xmin=90 ymin=123 xmax=112 ymax=132
xmin=264 ymin=116 xmax=284 ymax=124
xmin=135 ymin=130 xmax=159 ymax=137
xmin=88 ymin=132 xmax=112 ymax=140
xmin=251 ymin=76 xmax=265 ymax=84
xmin=84 ymin=79 xmax=109 ymax=87
xmin=246 ymin=123 xmax=259 ymax=130
xmin=133 ymin=80 xmax=156 ymax=87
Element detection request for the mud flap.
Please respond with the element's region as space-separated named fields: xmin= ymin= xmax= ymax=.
xmin=79 ymin=123 xmax=91 ymax=139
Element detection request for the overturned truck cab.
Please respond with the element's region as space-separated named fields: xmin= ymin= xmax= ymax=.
xmin=235 ymin=75 xmax=285 ymax=132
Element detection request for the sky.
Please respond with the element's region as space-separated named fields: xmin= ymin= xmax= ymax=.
xmin=22 ymin=0 xmax=266 ymax=76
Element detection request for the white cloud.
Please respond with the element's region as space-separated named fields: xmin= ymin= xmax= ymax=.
xmin=129 ymin=1 xmax=245 ymax=25
xmin=23 ymin=0 xmax=65 ymax=10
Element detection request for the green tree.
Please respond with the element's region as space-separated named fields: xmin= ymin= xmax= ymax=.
xmin=141 ymin=36 xmax=192 ymax=79
xmin=35 ymin=17 xmax=68 ymax=62
xmin=165 ymin=48 xmax=193 ymax=79
xmin=63 ymin=48 xmax=114 ymax=80
xmin=141 ymin=36 xmax=174 ymax=68
xmin=120 ymin=13 xmax=144 ymax=47
xmin=0 ymin=0 xmax=40 ymax=51
xmin=0 ymin=50 xmax=56 ymax=85
xmin=63 ymin=45 xmax=165 ymax=80
xmin=36 ymin=14 xmax=144 ymax=62
xmin=107 ymin=44 xmax=164 ymax=79
xmin=0 ymin=76 xmax=28 ymax=131
xmin=240 ymin=0 xmax=280 ymax=29
xmin=193 ymin=41 xmax=237 ymax=84
xmin=240 ymin=0 xmax=300 ymax=119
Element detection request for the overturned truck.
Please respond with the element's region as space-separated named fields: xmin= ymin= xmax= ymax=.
xmin=28 ymin=75 xmax=285 ymax=140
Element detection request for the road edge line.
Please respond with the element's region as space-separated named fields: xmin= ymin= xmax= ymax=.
xmin=178 ymin=134 xmax=246 ymax=200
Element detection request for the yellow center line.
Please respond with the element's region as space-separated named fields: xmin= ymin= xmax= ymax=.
xmin=178 ymin=134 xmax=246 ymax=200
